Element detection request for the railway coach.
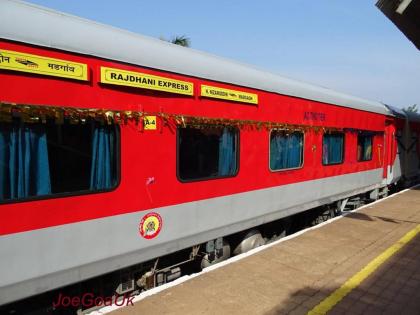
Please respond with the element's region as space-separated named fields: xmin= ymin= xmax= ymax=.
xmin=1 ymin=0 xmax=419 ymax=313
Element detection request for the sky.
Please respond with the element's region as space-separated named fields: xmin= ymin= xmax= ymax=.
xmin=25 ymin=0 xmax=420 ymax=109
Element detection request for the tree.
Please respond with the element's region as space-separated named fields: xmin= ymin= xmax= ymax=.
xmin=402 ymin=104 xmax=418 ymax=114
xmin=160 ymin=35 xmax=191 ymax=47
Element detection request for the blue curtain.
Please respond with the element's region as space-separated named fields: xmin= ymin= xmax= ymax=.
xmin=90 ymin=125 xmax=115 ymax=190
xmin=218 ymin=128 xmax=237 ymax=176
xmin=361 ymin=136 xmax=372 ymax=160
xmin=323 ymin=134 xmax=344 ymax=164
xmin=0 ymin=129 xmax=6 ymax=200
xmin=0 ymin=122 xmax=51 ymax=200
xmin=270 ymin=132 xmax=303 ymax=170
xmin=270 ymin=134 xmax=285 ymax=170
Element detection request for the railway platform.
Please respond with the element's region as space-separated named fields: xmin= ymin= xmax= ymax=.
xmin=104 ymin=187 xmax=420 ymax=315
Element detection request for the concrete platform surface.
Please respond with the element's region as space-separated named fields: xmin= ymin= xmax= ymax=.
xmin=109 ymin=187 xmax=420 ymax=315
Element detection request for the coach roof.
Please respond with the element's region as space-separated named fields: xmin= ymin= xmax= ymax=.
xmin=0 ymin=0 xmax=391 ymax=115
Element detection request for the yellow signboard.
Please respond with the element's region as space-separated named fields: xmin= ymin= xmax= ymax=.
xmin=0 ymin=49 xmax=88 ymax=81
xmin=100 ymin=67 xmax=194 ymax=96
xmin=144 ymin=116 xmax=157 ymax=130
xmin=201 ymin=85 xmax=258 ymax=104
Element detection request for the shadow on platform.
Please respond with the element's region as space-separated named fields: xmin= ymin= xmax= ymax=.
xmin=344 ymin=212 xmax=420 ymax=225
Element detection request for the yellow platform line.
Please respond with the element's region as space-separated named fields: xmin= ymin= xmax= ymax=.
xmin=308 ymin=224 xmax=420 ymax=315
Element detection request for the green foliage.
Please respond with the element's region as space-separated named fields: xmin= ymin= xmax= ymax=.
xmin=403 ymin=104 xmax=418 ymax=113
xmin=160 ymin=35 xmax=191 ymax=47
xmin=171 ymin=35 xmax=190 ymax=47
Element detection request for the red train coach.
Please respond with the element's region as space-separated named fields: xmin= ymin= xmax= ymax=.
xmin=385 ymin=106 xmax=420 ymax=184
xmin=0 ymin=0 xmax=419 ymax=311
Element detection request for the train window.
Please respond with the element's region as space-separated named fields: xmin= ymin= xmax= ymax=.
xmin=269 ymin=130 xmax=303 ymax=171
xmin=357 ymin=133 xmax=373 ymax=161
xmin=322 ymin=133 xmax=344 ymax=165
xmin=0 ymin=119 xmax=119 ymax=202
xmin=177 ymin=126 xmax=238 ymax=181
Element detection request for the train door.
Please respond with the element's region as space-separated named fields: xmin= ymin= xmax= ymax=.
xmin=383 ymin=119 xmax=397 ymax=183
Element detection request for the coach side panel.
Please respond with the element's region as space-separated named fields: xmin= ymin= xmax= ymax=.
xmin=0 ymin=40 xmax=387 ymax=305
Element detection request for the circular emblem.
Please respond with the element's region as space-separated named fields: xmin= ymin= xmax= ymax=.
xmin=139 ymin=212 xmax=162 ymax=239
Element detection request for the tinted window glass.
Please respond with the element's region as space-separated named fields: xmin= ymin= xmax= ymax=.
xmin=178 ymin=126 xmax=238 ymax=181
xmin=0 ymin=119 xmax=118 ymax=202
xmin=323 ymin=133 xmax=344 ymax=165
xmin=357 ymin=133 xmax=373 ymax=161
xmin=270 ymin=131 xmax=303 ymax=170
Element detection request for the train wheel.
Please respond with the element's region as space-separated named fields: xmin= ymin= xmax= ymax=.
xmin=232 ymin=229 xmax=266 ymax=255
